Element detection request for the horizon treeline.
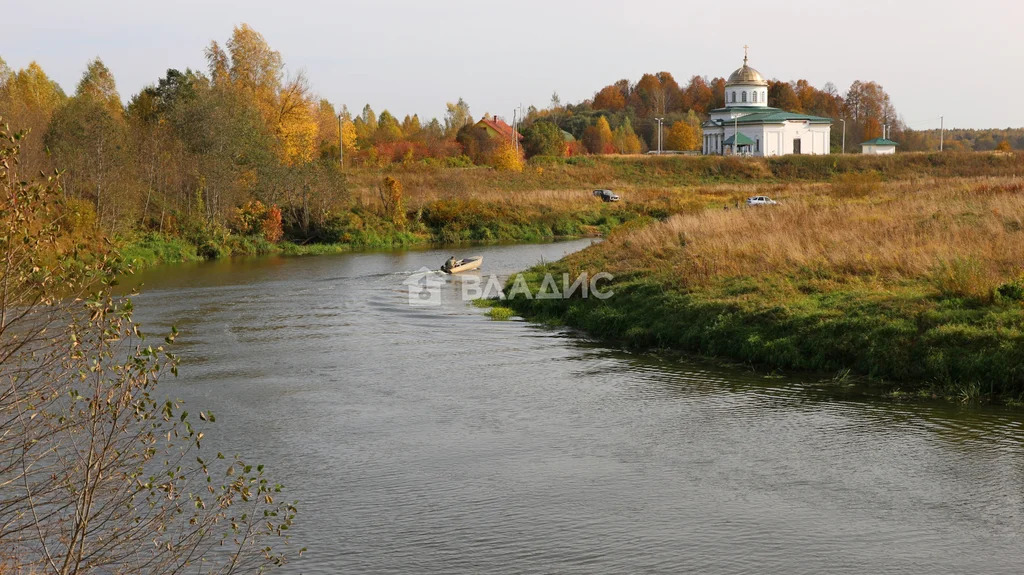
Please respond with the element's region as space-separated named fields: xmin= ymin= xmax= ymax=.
xmin=1 ymin=23 xmax=1018 ymax=238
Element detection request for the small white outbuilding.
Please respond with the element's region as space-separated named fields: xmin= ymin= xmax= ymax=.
xmin=860 ymin=137 xmax=898 ymax=155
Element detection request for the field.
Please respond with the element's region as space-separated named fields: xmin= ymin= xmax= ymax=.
xmin=483 ymin=153 xmax=1024 ymax=402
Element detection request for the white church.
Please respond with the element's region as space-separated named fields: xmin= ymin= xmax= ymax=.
xmin=702 ymin=50 xmax=832 ymax=156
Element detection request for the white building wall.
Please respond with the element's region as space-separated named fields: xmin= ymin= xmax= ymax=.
xmin=862 ymin=144 xmax=896 ymax=155
xmin=702 ymin=123 xmax=830 ymax=156
xmin=725 ymin=84 xmax=769 ymax=109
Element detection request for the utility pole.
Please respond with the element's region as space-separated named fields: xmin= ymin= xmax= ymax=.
xmin=839 ymin=118 xmax=846 ymax=153
xmin=513 ymin=104 xmax=523 ymax=154
xmin=939 ymin=115 xmax=944 ymax=151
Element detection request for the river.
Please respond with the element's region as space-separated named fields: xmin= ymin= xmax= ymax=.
xmin=126 ymin=239 xmax=1024 ymax=574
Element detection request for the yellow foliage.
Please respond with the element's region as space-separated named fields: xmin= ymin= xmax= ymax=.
xmin=492 ymin=141 xmax=524 ymax=172
xmin=279 ymin=101 xmax=318 ymax=166
xmin=342 ymin=121 xmax=358 ymax=152
xmin=665 ymin=121 xmax=700 ymax=151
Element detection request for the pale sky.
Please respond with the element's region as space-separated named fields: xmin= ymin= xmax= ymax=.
xmin=3 ymin=0 xmax=1020 ymax=129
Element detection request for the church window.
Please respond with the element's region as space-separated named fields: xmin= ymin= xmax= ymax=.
xmin=752 ymin=91 xmax=757 ymax=103
xmin=730 ymin=91 xmax=736 ymax=103
xmin=742 ymin=91 xmax=747 ymax=103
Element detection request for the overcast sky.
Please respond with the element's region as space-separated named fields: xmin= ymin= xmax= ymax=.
xmin=3 ymin=0 xmax=1020 ymax=129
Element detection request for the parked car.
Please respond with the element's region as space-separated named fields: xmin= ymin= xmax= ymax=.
xmin=593 ymin=189 xmax=620 ymax=202
xmin=746 ymin=196 xmax=778 ymax=206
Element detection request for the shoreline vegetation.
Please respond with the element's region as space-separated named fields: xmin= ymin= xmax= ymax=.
xmin=117 ymin=151 xmax=1024 ymax=267
xmin=490 ymin=159 xmax=1024 ymax=405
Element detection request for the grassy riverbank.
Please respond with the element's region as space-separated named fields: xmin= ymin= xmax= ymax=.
xmin=500 ymin=175 xmax=1024 ymax=403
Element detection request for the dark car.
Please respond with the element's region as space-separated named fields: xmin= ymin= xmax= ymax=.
xmin=593 ymin=189 xmax=620 ymax=202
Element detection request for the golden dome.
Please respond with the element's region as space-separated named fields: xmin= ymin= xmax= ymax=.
xmin=726 ymin=52 xmax=768 ymax=86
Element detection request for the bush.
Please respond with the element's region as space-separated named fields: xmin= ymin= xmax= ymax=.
xmin=932 ymin=257 xmax=993 ymax=302
xmin=566 ymin=155 xmax=596 ymax=167
xmin=996 ymin=280 xmax=1024 ymax=302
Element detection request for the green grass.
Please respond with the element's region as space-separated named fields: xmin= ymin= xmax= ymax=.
xmin=504 ymin=260 xmax=1024 ymax=404
xmin=116 ymin=232 xmax=202 ymax=268
xmin=486 ymin=306 xmax=516 ymax=320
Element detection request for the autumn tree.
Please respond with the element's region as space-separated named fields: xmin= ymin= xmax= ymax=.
xmin=681 ymin=75 xmax=713 ymax=115
xmin=630 ymin=73 xmax=665 ymax=117
xmin=665 ymin=119 xmax=699 ymax=151
xmin=0 ymin=126 xmax=298 ymax=573
xmin=582 ymin=116 xmax=614 ymax=154
xmin=768 ymin=80 xmax=801 ymax=113
xmin=46 ymin=58 xmax=132 ymax=231
xmin=522 ymin=121 xmax=564 ymax=157
xmin=377 ymin=175 xmax=406 ymax=226
xmin=375 ymin=110 xmax=403 ymax=144
xmin=401 ymin=114 xmax=422 ymax=140
xmin=443 ymin=98 xmax=472 ymax=138
xmin=0 ymin=61 xmax=67 ymax=171
xmin=864 ymin=116 xmax=883 ymax=140
xmin=709 ymin=77 xmax=727 ymax=110
xmin=593 ymin=85 xmax=626 ymax=111
xmin=491 ymin=140 xmax=524 ymax=172
xmin=316 ymin=98 xmax=341 ymax=159
xmin=612 ymin=117 xmax=642 ymax=154
xmin=353 ymin=104 xmax=377 ymax=148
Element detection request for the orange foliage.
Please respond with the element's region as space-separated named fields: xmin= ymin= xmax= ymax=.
xmin=261 ymin=205 xmax=283 ymax=243
xmin=593 ymin=85 xmax=626 ymax=111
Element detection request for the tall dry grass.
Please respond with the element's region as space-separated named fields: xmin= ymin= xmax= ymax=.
xmin=584 ymin=177 xmax=1024 ymax=298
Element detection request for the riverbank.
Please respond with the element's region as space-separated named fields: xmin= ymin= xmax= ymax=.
xmin=116 ymin=151 xmax=1024 ymax=269
xmin=499 ymin=175 xmax=1024 ymax=404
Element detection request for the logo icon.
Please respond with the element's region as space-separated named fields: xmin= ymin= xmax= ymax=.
xmin=403 ymin=267 xmax=445 ymax=307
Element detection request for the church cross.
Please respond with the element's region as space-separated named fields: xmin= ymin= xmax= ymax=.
xmin=743 ymin=45 xmax=749 ymax=64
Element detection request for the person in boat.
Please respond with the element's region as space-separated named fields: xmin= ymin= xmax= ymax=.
xmin=444 ymin=256 xmax=457 ymax=272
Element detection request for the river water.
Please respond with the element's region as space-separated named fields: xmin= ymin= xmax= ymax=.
xmin=127 ymin=239 xmax=1024 ymax=574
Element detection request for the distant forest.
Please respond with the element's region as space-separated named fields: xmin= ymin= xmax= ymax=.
xmin=0 ymin=24 xmax=1018 ymax=237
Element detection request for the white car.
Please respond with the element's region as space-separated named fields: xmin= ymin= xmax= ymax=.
xmin=746 ymin=196 xmax=778 ymax=206
xmin=593 ymin=189 xmax=620 ymax=202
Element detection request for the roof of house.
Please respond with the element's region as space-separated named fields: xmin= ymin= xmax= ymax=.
xmin=736 ymin=111 xmax=832 ymax=126
xmin=861 ymin=137 xmax=899 ymax=146
xmin=723 ymin=133 xmax=755 ymax=146
xmin=561 ymin=129 xmax=576 ymax=142
xmin=705 ymin=107 xmax=833 ymax=127
xmin=475 ymin=115 xmax=523 ymax=141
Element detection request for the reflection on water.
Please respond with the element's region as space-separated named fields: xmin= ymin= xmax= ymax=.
xmin=128 ymin=239 xmax=1024 ymax=575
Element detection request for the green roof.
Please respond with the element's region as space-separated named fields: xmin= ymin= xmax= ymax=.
xmin=710 ymin=107 xmax=832 ymax=126
xmin=861 ymin=137 xmax=898 ymax=146
xmin=723 ymin=133 xmax=755 ymax=146
xmin=735 ymin=111 xmax=832 ymax=125
xmin=560 ymin=129 xmax=576 ymax=142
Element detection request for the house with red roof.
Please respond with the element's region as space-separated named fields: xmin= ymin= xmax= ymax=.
xmin=471 ymin=115 xmax=523 ymax=143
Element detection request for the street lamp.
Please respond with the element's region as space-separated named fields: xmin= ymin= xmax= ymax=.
xmin=838 ymin=118 xmax=846 ymax=154
xmin=654 ymin=117 xmax=664 ymax=154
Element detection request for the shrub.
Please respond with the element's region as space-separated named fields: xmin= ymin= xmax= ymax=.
xmin=492 ymin=141 xmax=524 ymax=172
xmin=996 ymin=280 xmax=1024 ymax=302
xmin=932 ymin=257 xmax=993 ymax=302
